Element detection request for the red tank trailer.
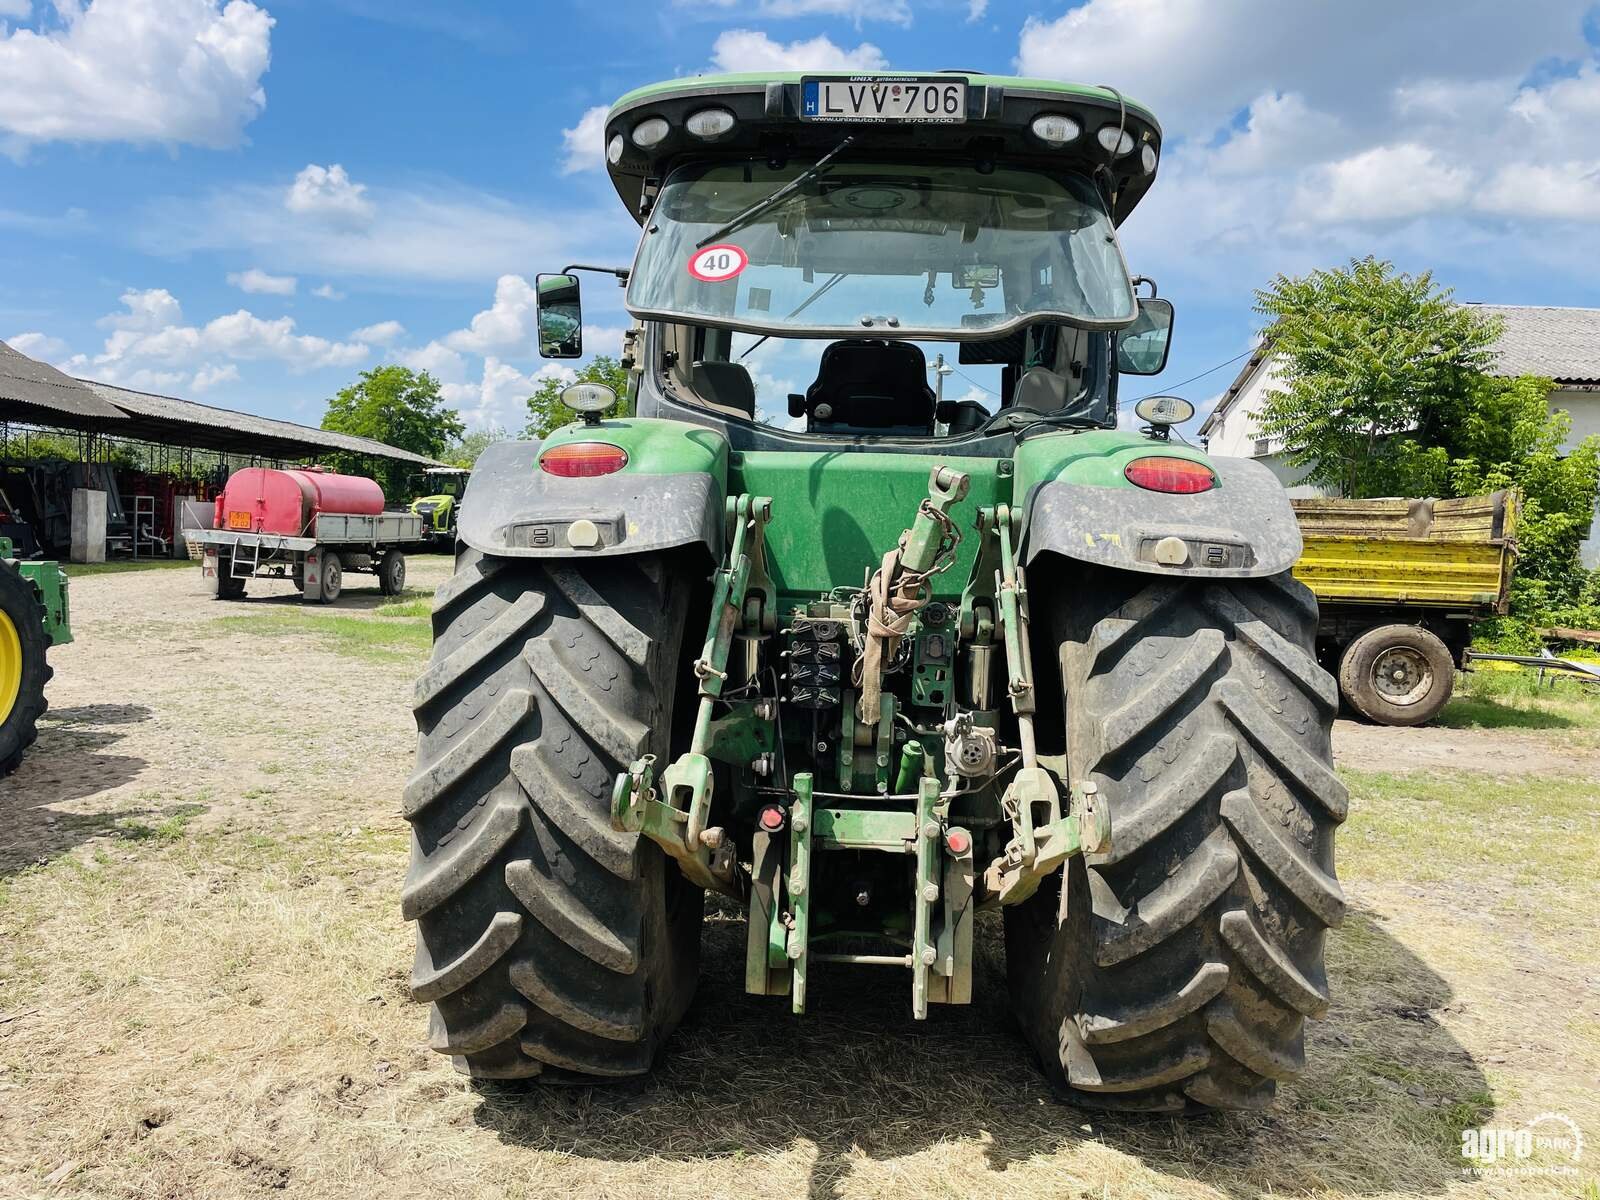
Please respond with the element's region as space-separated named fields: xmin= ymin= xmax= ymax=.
xmin=214 ymin=466 xmax=386 ymax=537
xmin=195 ymin=466 xmax=422 ymax=604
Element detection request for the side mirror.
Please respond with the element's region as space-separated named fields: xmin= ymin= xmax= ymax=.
xmin=536 ymin=272 xmax=583 ymax=359
xmin=1116 ymin=297 xmax=1174 ymax=376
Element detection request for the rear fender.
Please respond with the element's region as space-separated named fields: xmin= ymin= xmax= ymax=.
xmin=458 ymin=418 xmax=730 ymax=560
xmin=1014 ymin=432 xmax=1301 ymax=579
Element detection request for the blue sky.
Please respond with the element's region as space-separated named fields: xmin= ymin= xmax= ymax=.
xmin=4 ymin=0 xmax=1600 ymax=435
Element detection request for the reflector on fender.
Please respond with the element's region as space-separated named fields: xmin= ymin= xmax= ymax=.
xmin=1123 ymin=456 xmax=1216 ymax=494
xmin=539 ymin=442 xmax=629 ymax=478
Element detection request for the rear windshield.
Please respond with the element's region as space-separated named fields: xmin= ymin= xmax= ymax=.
xmin=626 ymin=158 xmax=1137 ymax=340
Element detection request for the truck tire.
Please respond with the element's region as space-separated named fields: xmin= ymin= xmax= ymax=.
xmin=1007 ymin=571 xmax=1345 ymax=1112
xmin=378 ymin=549 xmax=407 ymax=596
xmin=213 ymin=552 xmax=246 ymax=601
xmin=318 ymin=551 xmax=342 ymax=604
xmin=403 ymin=550 xmax=701 ymax=1081
xmin=1337 ymin=623 xmax=1454 ymax=727
xmin=0 ymin=562 xmax=50 ymax=778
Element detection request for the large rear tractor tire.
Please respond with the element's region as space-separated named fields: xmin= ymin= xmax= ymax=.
xmin=403 ymin=550 xmax=702 ymax=1080
xmin=1007 ymin=571 xmax=1346 ymax=1112
xmin=1338 ymin=623 xmax=1454 ymax=726
xmin=0 ymin=562 xmax=51 ymax=778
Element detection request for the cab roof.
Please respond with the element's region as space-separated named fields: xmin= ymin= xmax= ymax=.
xmin=602 ymin=72 xmax=1162 ymax=226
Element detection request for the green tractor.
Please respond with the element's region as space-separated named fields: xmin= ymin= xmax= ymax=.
xmin=0 ymin=538 xmax=70 ymax=777
xmin=403 ymin=72 xmax=1343 ymax=1112
xmin=410 ymin=467 xmax=472 ymax=547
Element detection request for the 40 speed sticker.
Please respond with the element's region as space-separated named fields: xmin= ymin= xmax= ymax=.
xmin=688 ymin=244 xmax=748 ymax=282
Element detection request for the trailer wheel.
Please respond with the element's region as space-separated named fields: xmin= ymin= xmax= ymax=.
xmin=1338 ymin=623 xmax=1454 ymax=726
xmin=319 ymin=552 xmax=343 ymax=604
xmin=1007 ymin=570 xmax=1344 ymax=1112
xmin=378 ymin=549 xmax=407 ymax=596
xmin=212 ymin=552 xmax=246 ymax=601
xmin=403 ymin=550 xmax=701 ymax=1081
xmin=0 ymin=562 xmax=51 ymax=778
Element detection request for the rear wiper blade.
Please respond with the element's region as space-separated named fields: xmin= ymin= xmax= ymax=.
xmin=696 ymin=136 xmax=855 ymax=250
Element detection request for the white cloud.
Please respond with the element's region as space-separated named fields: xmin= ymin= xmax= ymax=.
xmin=0 ymin=0 xmax=272 ymax=150
xmin=398 ymin=340 xmax=467 ymax=383
xmin=7 ymin=330 xmax=68 ymax=361
xmin=966 ymin=0 xmax=987 ymax=20
xmin=144 ymin=171 xmax=617 ymax=284
xmin=1478 ymin=161 xmax=1600 ymax=221
xmin=710 ymin=30 xmax=888 ymax=73
xmin=100 ymin=287 xmax=182 ymax=332
xmin=312 ymin=283 xmax=344 ymax=300
xmin=191 ymin=363 xmax=239 ymax=392
xmin=85 ymin=291 xmax=369 ymax=379
xmin=561 ymin=105 xmax=608 ymax=175
xmin=0 ymin=1 xmax=31 ymax=19
xmin=443 ymin=274 xmax=538 ymax=354
xmin=286 ymin=163 xmax=373 ymax=222
xmin=226 ymin=267 xmax=297 ymax=295
xmin=679 ymin=0 xmax=909 ymax=22
xmin=451 ymin=357 xmax=573 ymax=430
xmin=581 ymin=324 xmax=626 ymax=358
xmin=1015 ymin=0 xmax=1588 ymax=141
xmin=1295 ymin=143 xmax=1472 ymax=223
xmin=352 ymin=319 xmax=405 ymax=344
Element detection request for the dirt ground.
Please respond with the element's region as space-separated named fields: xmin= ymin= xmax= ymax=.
xmin=1 ymin=562 xmax=1597 ymax=1199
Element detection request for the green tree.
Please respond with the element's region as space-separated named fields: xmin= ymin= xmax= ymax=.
xmin=322 ymin=365 xmax=464 ymax=495
xmin=442 ymin=425 xmax=509 ymax=468
xmin=525 ymin=356 xmax=630 ymax=438
xmin=1254 ymin=257 xmax=1500 ymax=498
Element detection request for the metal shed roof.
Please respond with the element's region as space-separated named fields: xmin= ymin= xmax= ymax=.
xmin=0 ymin=339 xmax=127 ymax=429
xmin=1468 ymin=303 xmax=1600 ymax=384
xmin=81 ymin=379 xmax=443 ymax=465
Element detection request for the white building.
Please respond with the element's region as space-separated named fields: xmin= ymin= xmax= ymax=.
xmin=1197 ymin=303 xmax=1600 ymax=562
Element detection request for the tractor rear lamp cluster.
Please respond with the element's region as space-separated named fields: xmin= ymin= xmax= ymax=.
xmin=538 ymin=442 xmax=629 ymax=478
xmin=758 ymin=805 xmax=787 ymax=833
xmin=1123 ymin=456 xmax=1216 ymax=494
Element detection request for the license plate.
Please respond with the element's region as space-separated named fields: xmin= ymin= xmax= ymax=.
xmin=802 ymin=76 xmax=966 ymax=123
xmin=227 ymin=511 xmax=252 ymax=530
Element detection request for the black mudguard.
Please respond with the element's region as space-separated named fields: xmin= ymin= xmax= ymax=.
xmin=457 ymin=440 xmax=723 ymax=560
xmin=1019 ymin=455 xmax=1302 ymax=580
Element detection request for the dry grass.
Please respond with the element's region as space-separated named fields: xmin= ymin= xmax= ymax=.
xmin=2 ymin=565 xmax=1598 ymax=1198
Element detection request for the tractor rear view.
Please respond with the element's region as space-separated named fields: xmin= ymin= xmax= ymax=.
xmin=403 ymin=72 xmax=1344 ymax=1112
xmin=0 ymin=539 xmax=70 ymax=777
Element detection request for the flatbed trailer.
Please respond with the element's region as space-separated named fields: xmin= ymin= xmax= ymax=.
xmin=193 ymin=511 xmax=423 ymax=604
xmin=1292 ymin=490 xmax=1518 ymax=725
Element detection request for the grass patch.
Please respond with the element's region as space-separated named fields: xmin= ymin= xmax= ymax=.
xmin=64 ymin=558 xmax=195 ymax=578
xmin=209 ymin=608 xmax=431 ymax=664
xmin=1341 ymin=767 xmax=1600 ymax=957
xmin=1434 ymin=665 xmax=1600 ymax=733
xmin=373 ymin=596 xmax=432 ymax=619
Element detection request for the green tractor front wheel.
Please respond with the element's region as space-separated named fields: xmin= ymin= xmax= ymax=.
xmin=1007 ymin=569 xmax=1345 ymax=1112
xmin=0 ymin=561 xmax=51 ymax=778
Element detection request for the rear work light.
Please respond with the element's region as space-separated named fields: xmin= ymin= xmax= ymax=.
xmin=1124 ymin=456 xmax=1217 ymax=494
xmin=539 ymin=442 xmax=629 ymax=478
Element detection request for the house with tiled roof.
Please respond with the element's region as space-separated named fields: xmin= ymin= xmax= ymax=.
xmin=1197 ymin=303 xmax=1600 ymax=563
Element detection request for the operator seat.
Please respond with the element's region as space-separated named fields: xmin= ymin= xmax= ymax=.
xmin=689 ymin=360 xmax=757 ymax=418
xmin=790 ymin=340 xmax=936 ymax=435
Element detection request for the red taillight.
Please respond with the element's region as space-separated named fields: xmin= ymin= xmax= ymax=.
xmin=539 ymin=442 xmax=629 ymax=478
xmin=758 ymin=805 xmax=786 ymax=833
xmin=944 ymin=828 xmax=971 ymax=856
xmin=1123 ymin=456 xmax=1216 ymax=494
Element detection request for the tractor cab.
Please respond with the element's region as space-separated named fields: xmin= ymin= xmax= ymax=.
xmin=538 ymin=72 xmax=1173 ymax=442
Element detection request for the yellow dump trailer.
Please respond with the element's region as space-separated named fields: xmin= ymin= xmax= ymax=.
xmin=1292 ymin=491 xmax=1518 ymax=725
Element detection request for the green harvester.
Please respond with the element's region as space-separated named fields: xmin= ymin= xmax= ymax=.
xmin=402 ymin=71 xmax=1344 ymax=1113
xmin=0 ymin=537 xmax=70 ymax=777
